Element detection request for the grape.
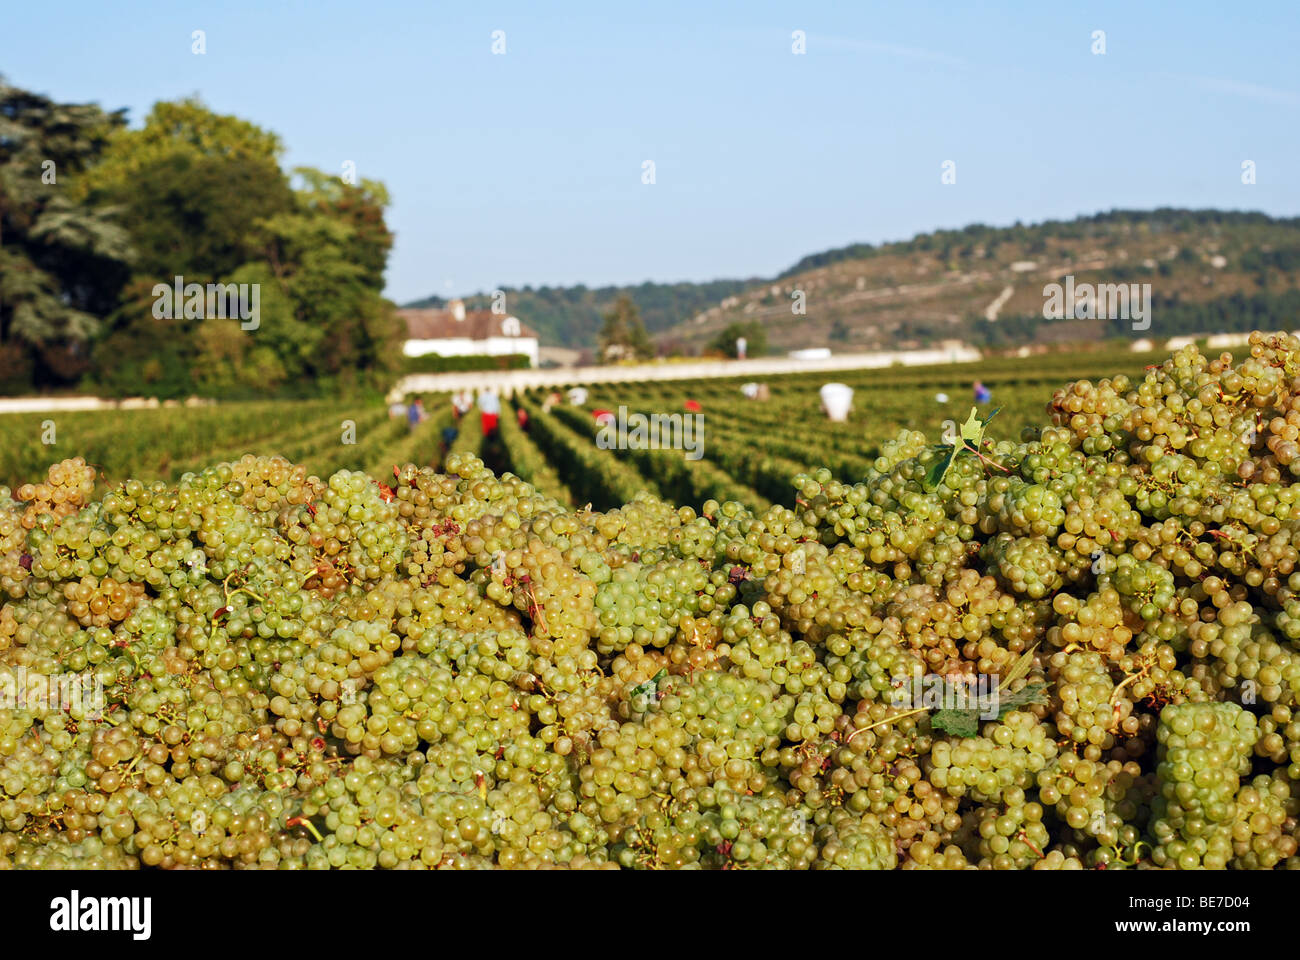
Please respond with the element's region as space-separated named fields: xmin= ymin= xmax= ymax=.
xmin=1149 ymin=702 xmax=1257 ymax=870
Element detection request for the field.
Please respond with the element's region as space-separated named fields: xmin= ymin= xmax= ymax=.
xmin=0 ymin=346 xmax=1169 ymax=499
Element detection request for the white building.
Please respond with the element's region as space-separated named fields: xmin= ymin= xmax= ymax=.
xmin=398 ymin=299 xmax=540 ymax=367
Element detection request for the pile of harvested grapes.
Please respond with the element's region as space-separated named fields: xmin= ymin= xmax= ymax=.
xmin=3 ymin=332 xmax=1300 ymax=870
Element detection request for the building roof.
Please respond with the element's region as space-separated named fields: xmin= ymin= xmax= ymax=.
xmin=397 ymin=307 xmax=537 ymax=341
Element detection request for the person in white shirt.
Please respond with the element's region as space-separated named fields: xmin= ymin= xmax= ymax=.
xmin=819 ymin=383 xmax=853 ymax=422
xmin=478 ymin=387 xmax=501 ymax=436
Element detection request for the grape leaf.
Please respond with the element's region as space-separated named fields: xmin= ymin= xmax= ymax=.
xmin=931 ymin=707 xmax=980 ymax=738
xmin=1001 ymin=643 xmax=1039 ymax=688
xmin=922 ymin=406 xmax=1007 ymax=492
xmin=959 ymin=407 xmax=984 ymax=446
xmin=929 ymin=681 xmax=1048 ymax=738
xmin=923 ymin=445 xmax=956 ymax=491
xmin=631 ymin=668 xmax=667 ymax=701
xmin=995 ymin=682 xmax=1047 ymax=715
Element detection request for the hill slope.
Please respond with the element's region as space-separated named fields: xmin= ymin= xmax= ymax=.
xmin=407 ymin=209 xmax=1300 ymax=351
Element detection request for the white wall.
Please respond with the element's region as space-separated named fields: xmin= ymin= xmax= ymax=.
xmin=388 ymin=345 xmax=983 ymax=402
xmin=404 ymin=337 xmax=539 ymax=367
xmin=0 ymin=396 xmax=215 ymax=414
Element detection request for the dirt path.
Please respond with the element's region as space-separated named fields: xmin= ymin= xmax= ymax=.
xmin=983 ymin=285 xmax=1014 ymax=321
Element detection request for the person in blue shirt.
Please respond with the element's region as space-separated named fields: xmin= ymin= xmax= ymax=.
xmin=407 ymin=398 xmax=425 ymax=432
xmin=439 ymin=425 xmax=458 ymax=460
xmin=974 ymin=381 xmax=992 ymax=404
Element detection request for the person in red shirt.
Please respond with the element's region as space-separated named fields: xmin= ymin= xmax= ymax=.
xmin=517 ymin=406 xmax=529 ymax=431
xmin=684 ymin=399 xmax=702 ymax=413
xmin=479 ymin=387 xmax=501 ymax=436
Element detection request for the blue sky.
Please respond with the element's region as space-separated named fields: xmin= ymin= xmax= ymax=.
xmin=4 ymin=1 xmax=1298 ymax=303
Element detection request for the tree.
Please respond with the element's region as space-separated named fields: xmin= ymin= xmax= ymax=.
xmin=597 ymin=294 xmax=653 ymax=362
xmin=113 ymin=150 xmax=294 ymax=281
xmin=87 ymin=278 xmax=196 ymax=397
xmin=81 ymin=102 xmax=401 ymax=398
xmin=246 ymin=203 xmax=401 ymax=388
xmin=292 ymin=168 xmax=393 ymax=290
xmin=82 ymin=99 xmax=294 ymax=283
xmin=0 ymin=78 xmax=131 ymax=390
xmin=71 ymin=97 xmax=283 ymax=202
xmin=708 ymin=321 xmax=766 ymax=358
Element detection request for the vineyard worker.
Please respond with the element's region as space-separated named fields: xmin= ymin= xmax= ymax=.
xmin=517 ymin=406 xmax=530 ymax=431
xmin=819 ymin=382 xmax=853 ymax=422
xmin=407 ymin=398 xmax=425 ymax=433
xmin=542 ymin=391 xmax=562 ymax=413
xmin=440 ymin=425 xmax=458 ymax=460
xmin=736 ymin=336 xmax=747 ymax=360
xmin=567 ymin=386 xmax=589 ymax=406
xmin=974 ymin=380 xmax=992 ymax=404
xmin=479 ymin=387 xmax=501 ymax=436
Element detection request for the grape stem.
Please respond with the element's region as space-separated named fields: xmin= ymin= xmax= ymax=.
xmin=845 ymin=706 xmax=927 ymax=744
xmin=1017 ymin=830 xmax=1046 ymax=860
xmin=222 ymin=569 xmax=266 ymax=606
xmin=286 ymin=816 xmax=325 ymax=842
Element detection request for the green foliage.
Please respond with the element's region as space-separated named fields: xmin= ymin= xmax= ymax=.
xmin=292 ymin=167 xmax=393 ymax=290
xmin=71 ymin=96 xmax=283 ymax=203
xmin=0 ymin=78 xmax=132 ymax=391
xmin=86 ymin=310 xmax=197 ymax=400
xmin=597 ymin=294 xmax=654 ymax=362
xmin=111 ymin=151 xmax=294 ymax=280
xmin=708 ymin=321 xmax=766 ymax=358
xmin=401 ymin=353 xmax=531 ymax=374
xmin=67 ymin=97 xmax=403 ymax=400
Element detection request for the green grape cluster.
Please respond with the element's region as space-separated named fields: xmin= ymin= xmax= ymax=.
xmin=926 ymin=711 xmax=1058 ymax=803
xmin=1149 ymin=702 xmax=1258 ymax=869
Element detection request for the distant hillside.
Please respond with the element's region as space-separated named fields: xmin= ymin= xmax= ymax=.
xmin=407 ymin=209 xmax=1300 ymax=351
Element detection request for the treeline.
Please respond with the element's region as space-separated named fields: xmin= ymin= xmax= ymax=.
xmin=0 ymin=79 xmax=402 ymax=398
xmin=778 ymin=208 xmax=1300 ymax=277
xmin=406 ymin=278 xmax=760 ymax=349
